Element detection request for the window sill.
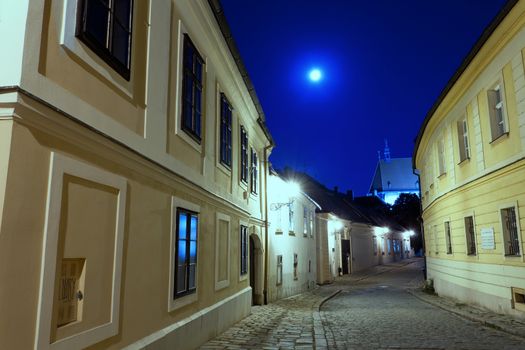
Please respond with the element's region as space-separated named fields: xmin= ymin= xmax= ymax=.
xmin=169 ymin=291 xmax=198 ymax=312
xmin=303 ymin=233 xmax=308 ymax=238
xmin=457 ymin=157 xmax=471 ymax=166
xmin=504 ymin=254 xmax=521 ymax=257
xmin=275 ymin=230 xmax=283 ymax=235
xmin=289 ymin=231 xmax=295 ymax=236
xmin=489 ymin=132 xmax=509 ymax=145
xmin=437 ymin=172 xmax=447 ymax=179
xmin=467 ymin=253 xmax=477 ymax=256
xmin=217 ymin=161 xmax=232 ymax=176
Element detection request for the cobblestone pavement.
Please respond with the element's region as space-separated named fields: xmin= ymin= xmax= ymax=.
xmin=201 ymin=259 xmax=525 ymax=349
xmin=321 ymin=260 xmax=525 ymax=350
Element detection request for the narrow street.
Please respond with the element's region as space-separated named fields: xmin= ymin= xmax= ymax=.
xmin=201 ymin=260 xmax=525 ymax=350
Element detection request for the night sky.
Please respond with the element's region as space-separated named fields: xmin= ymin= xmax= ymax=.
xmin=220 ymin=0 xmax=508 ymax=195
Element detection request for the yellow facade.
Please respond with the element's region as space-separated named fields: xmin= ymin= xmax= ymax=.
xmin=0 ymin=0 xmax=272 ymax=349
xmin=414 ymin=0 xmax=525 ymax=318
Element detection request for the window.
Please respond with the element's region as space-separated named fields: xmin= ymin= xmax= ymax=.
xmin=465 ymin=216 xmax=476 ymax=255
xmin=288 ymin=203 xmax=294 ymax=234
xmin=309 ymin=211 xmax=314 ymax=238
xmin=219 ymin=94 xmax=232 ymax=167
xmin=250 ymin=148 xmax=258 ymax=194
xmin=240 ymin=225 xmax=248 ymax=275
xmin=293 ymin=253 xmax=298 ymax=280
xmin=437 ymin=138 xmax=446 ymax=175
xmin=181 ymin=34 xmax=204 ymax=141
xmin=373 ymin=236 xmax=378 ymax=255
xmin=445 ymin=221 xmax=452 ymax=254
xmin=303 ymin=206 xmax=308 ymax=237
xmin=387 ymin=238 xmax=392 ymax=255
xmin=457 ymin=118 xmax=470 ymax=162
xmin=175 ymin=209 xmax=198 ymax=297
xmin=240 ymin=126 xmax=248 ymax=183
xmin=433 ymin=225 xmax=439 ymax=255
xmin=276 ymin=255 xmax=283 ymax=286
xmin=77 ymin=0 xmax=134 ymax=80
xmin=501 ymin=207 xmax=520 ymax=256
xmin=487 ymin=82 xmax=507 ymax=140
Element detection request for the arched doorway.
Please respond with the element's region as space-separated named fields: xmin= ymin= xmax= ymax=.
xmin=249 ymin=233 xmax=263 ymax=305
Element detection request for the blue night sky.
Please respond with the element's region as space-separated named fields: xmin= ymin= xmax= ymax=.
xmin=220 ymin=0 xmax=508 ymax=195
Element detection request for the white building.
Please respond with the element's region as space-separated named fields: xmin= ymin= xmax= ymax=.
xmin=267 ymin=173 xmax=318 ymax=301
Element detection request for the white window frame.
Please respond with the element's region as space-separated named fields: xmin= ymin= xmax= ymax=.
xmin=303 ymin=206 xmax=308 ymax=237
xmin=487 ymin=78 xmax=509 ymax=142
xmin=498 ymin=202 xmax=523 ymax=261
xmin=288 ymin=202 xmax=295 ymax=235
xmin=276 ymin=255 xmax=283 ymax=286
xmin=215 ymin=212 xmax=231 ymax=290
xmin=169 ymin=196 xmax=200 ymax=312
xmin=239 ymin=220 xmax=249 ymax=282
xmin=35 ymin=153 xmax=127 ymax=350
xmin=437 ymin=137 xmax=446 ymax=176
xmin=444 ymin=218 xmax=452 ymax=255
xmin=463 ymin=212 xmax=478 ymax=257
xmin=457 ymin=116 xmax=471 ymax=163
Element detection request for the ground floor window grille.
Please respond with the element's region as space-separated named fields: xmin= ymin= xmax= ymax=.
xmin=276 ymin=255 xmax=283 ymax=285
xmin=501 ymin=207 xmax=520 ymax=256
xmin=464 ymin=216 xmax=476 ymax=255
xmin=445 ymin=221 xmax=452 ymax=254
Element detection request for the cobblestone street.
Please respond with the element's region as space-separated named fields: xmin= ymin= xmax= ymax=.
xmin=201 ymin=260 xmax=525 ymax=349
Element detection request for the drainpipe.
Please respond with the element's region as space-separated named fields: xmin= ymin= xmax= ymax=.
xmin=413 ymin=168 xmax=427 ymax=280
xmin=262 ymin=143 xmax=272 ymax=305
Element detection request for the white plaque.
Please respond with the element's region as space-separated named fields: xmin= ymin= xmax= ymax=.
xmin=481 ymin=227 xmax=495 ymax=250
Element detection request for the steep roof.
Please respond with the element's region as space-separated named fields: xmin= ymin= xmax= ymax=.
xmin=369 ymin=158 xmax=418 ymax=193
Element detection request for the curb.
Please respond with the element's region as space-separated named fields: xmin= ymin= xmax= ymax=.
xmin=407 ymin=289 xmax=525 ymax=341
xmin=315 ymin=289 xmax=342 ymax=312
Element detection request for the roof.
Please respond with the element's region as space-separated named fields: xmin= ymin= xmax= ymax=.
xmin=280 ymin=168 xmax=406 ymax=232
xmin=412 ymin=0 xmax=519 ymax=168
xmin=369 ymin=158 xmax=419 ymax=193
xmin=207 ymin=0 xmax=275 ymax=146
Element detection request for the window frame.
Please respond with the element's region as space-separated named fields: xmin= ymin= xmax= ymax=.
xmin=240 ymin=126 xmax=249 ymax=184
xmin=444 ymin=220 xmax=452 ymax=254
xmin=250 ymin=147 xmax=258 ymax=195
xmin=464 ymin=215 xmax=477 ymax=256
xmin=499 ymin=204 xmax=522 ymax=258
xmin=76 ymin=0 xmax=134 ymax=80
xmin=293 ymin=253 xmax=298 ymax=280
xmin=240 ymin=224 xmax=248 ymax=276
xmin=219 ymin=93 xmax=233 ymax=168
xmin=181 ymin=34 xmax=204 ymax=143
xmin=303 ymin=206 xmax=308 ymax=237
xmin=276 ymin=255 xmax=283 ymax=286
xmin=437 ymin=137 xmax=446 ymax=176
xmin=487 ymin=79 xmax=509 ymax=142
xmin=288 ymin=202 xmax=295 ymax=235
xmin=457 ymin=117 xmax=471 ymax=163
xmin=174 ymin=208 xmax=199 ymax=299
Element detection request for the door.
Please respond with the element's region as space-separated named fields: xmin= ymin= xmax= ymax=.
xmin=341 ymin=239 xmax=351 ymax=275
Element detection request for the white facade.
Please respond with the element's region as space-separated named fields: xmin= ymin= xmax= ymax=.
xmin=267 ymin=174 xmax=317 ymax=302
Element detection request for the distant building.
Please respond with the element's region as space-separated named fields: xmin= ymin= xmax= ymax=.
xmin=414 ymin=0 xmax=525 ymax=320
xmin=280 ymin=169 xmax=412 ymax=284
xmin=369 ymin=141 xmax=419 ymax=205
xmin=267 ymin=172 xmax=318 ymax=302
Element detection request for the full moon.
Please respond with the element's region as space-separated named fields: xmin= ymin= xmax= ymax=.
xmin=308 ymin=68 xmax=323 ymax=82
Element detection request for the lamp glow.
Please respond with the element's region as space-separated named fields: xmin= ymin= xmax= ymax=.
xmin=286 ymin=181 xmax=301 ymax=199
xmin=308 ymin=68 xmax=323 ymax=82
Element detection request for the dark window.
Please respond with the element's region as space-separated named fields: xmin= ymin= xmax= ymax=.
xmin=181 ymin=34 xmax=204 ymax=142
xmin=250 ymin=148 xmax=258 ymax=194
xmin=445 ymin=221 xmax=452 ymax=254
xmin=465 ymin=216 xmax=476 ymax=255
xmin=276 ymin=255 xmax=283 ymax=285
xmin=240 ymin=126 xmax=248 ymax=183
xmin=175 ymin=208 xmax=198 ymax=298
xmin=220 ymin=94 xmax=232 ymax=167
xmin=77 ymin=0 xmax=134 ymax=80
xmin=501 ymin=207 xmax=520 ymax=256
xmin=240 ymin=225 xmax=248 ymax=276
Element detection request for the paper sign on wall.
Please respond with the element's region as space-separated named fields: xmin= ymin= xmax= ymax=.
xmin=481 ymin=227 xmax=495 ymax=250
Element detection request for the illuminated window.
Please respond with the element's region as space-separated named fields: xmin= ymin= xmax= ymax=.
xmin=240 ymin=126 xmax=248 ymax=183
xmin=437 ymin=138 xmax=446 ymax=176
xmin=288 ymin=202 xmax=295 ymax=234
xmin=240 ymin=225 xmax=248 ymax=275
xmin=444 ymin=221 xmax=452 ymax=254
xmin=309 ymin=211 xmax=314 ymax=238
xmin=501 ymin=207 xmax=520 ymax=256
xmin=457 ymin=118 xmax=470 ymax=162
xmin=175 ymin=208 xmax=198 ymax=297
xmin=219 ymin=94 xmax=232 ymax=167
xmin=487 ymin=82 xmax=507 ymax=140
xmin=465 ymin=216 xmax=476 ymax=255
xmin=77 ymin=0 xmax=134 ymax=80
xmin=181 ymin=34 xmax=204 ymax=141
xmin=250 ymin=148 xmax=258 ymax=194
xmin=303 ymin=206 xmax=308 ymax=237
xmin=276 ymin=255 xmax=283 ymax=286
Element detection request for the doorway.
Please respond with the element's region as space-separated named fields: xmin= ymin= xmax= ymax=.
xmin=249 ymin=233 xmax=263 ymax=305
xmin=341 ymin=239 xmax=351 ymax=274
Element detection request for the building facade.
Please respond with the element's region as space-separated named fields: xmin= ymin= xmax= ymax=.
xmin=414 ymin=0 xmax=525 ymax=319
xmin=0 ymin=1 xmax=273 ymax=349
xmin=266 ymin=173 xmax=317 ymax=302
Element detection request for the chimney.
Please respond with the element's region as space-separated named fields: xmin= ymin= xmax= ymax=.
xmin=334 ymin=186 xmax=338 ymax=194
xmin=346 ymin=190 xmax=354 ymax=201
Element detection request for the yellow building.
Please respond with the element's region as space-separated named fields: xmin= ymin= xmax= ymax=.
xmin=0 ymin=0 xmax=273 ymax=349
xmin=414 ymin=0 xmax=525 ymax=319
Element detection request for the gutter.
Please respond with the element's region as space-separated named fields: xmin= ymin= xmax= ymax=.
xmin=262 ymin=143 xmax=272 ymax=304
xmin=412 ymin=0 xmax=519 ymax=168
